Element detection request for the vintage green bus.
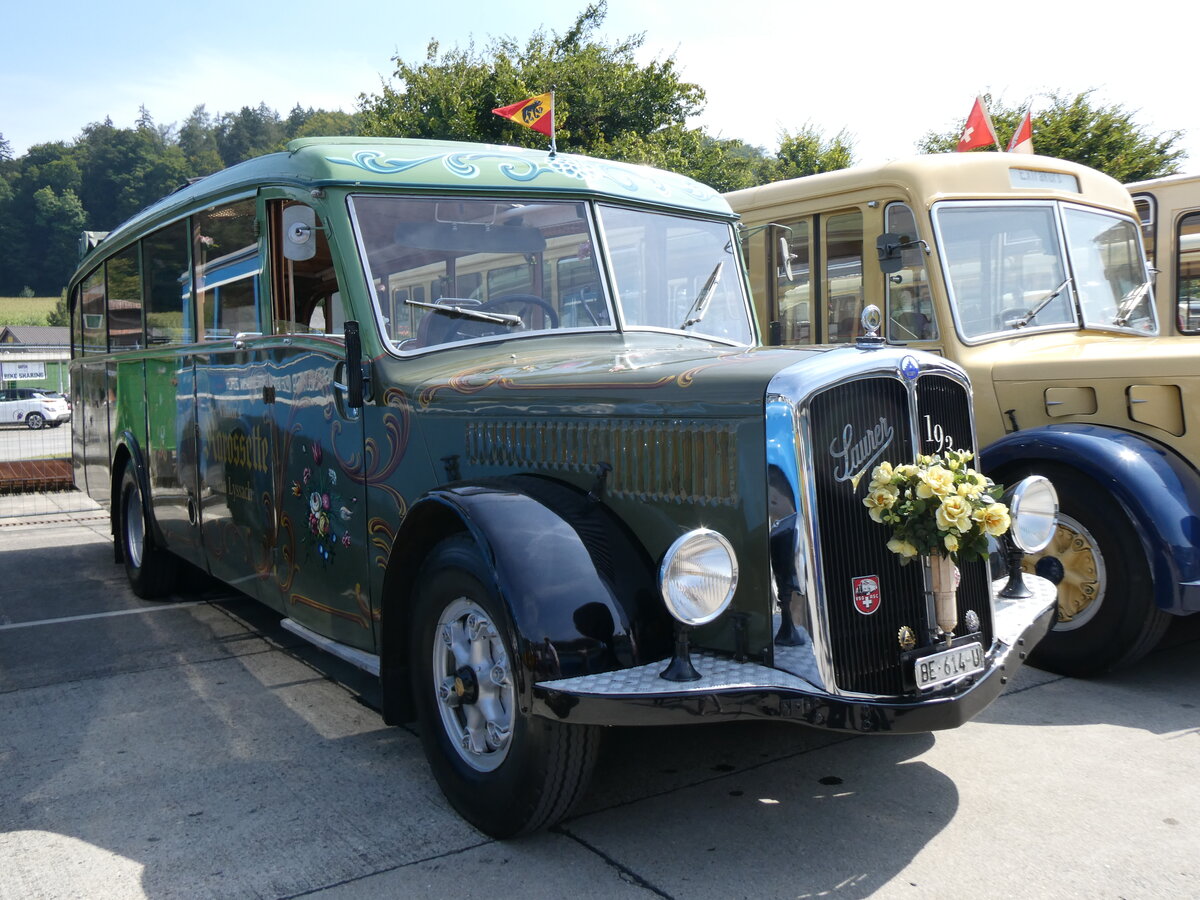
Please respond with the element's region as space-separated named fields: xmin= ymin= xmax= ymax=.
xmin=68 ymin=138 xmax=1054 ymax=837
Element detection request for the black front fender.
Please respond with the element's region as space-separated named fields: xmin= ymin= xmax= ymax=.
xmin=381 ymin=477 xmax=671 ymax=720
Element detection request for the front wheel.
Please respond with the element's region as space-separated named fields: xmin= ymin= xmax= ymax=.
xmin=25 ymin=412 xmax=45 ymax=430
xmin=1018 ymin=468 xmax=1170 ymax=676
xmin=410 ymin=536 xmax=599 ymax=837
xmin=119 ymin=464 xmax=178 ymax=599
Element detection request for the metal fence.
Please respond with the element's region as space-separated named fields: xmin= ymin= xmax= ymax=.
xmin=0 ymin=417 xmax=100 ymax=521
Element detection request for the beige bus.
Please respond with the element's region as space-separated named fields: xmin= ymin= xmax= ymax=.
xmin=728 ymin=153 xmax=1200 ymax=677
xmin=1127 ymin=173 xmax=1200 ymax=334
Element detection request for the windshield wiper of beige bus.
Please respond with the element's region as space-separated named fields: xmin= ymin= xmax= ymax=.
xmin=407 ymin=298 xmax=523 ymax=327
xmin=680 ymin=261 xmax=725 ymax=329
xmin=1008 ymin=276 xmax=1073 ymax=328
xmin=1112 ymin=279 xmax=1152 ymax=327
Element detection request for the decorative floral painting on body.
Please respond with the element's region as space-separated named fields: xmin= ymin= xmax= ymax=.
xmin=291 ymin=441 xmax=355 ymax=566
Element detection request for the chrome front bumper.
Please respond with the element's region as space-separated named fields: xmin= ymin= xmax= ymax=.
xmin=531 ymin=575 xmax=1057 ymax=734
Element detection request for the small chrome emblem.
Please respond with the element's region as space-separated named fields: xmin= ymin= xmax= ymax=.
xmin=901 ymin=356 xmax=920 ymax=380
xmin=852 ymin=575 xmax=881 ymax=615
xmin=898 ymin=626 xmax=917 ymax=651
xmin=965 ymin=610 xmax=981 ymax=633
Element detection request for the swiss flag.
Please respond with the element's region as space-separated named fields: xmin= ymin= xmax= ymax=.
xmin=956 ymin=97 xmax=999 ymax=152
xmin=1007 ymin=111 xmax=1034 ymax=153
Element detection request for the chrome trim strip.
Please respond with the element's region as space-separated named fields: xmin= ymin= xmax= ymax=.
xmin=281 ymin=617 xmax=381 ymax=676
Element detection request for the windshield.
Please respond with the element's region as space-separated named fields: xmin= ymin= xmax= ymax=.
xmin=598 ymin=204 xmax=753 ymax=344
xmin=350 ymin=195 xmax=752 ymax=351
xmin=351 ymin=196 xmax=608 ymax=350
xmin=934 ymin=202 xmax=1156 ymax=340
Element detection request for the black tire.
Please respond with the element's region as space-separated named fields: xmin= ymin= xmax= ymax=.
xmin=48 ymin=421 xmax=63 ymax=428
xmin=25 ymin=412 xmax=45 ymax=430
xmin=410 ymin=535 xmax=599 ymax=838
xmin=1014 ymin=467 xmax=1171 ymax=676
xmin=118 ymin=464 xmax=178 ymax=599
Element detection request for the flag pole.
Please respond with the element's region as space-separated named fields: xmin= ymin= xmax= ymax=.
xmin=549 ymin=90 xmax=557 ymax=157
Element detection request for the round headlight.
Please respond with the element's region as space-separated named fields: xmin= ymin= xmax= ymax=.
xmin=659 ymin=529 xmax=739 ymax=626
xmin=1006 ymin=475 xmax=1059 ymax=553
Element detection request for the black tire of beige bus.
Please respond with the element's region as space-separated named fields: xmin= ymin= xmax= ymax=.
xmin=410 ymin=535 xmax=600 ymax=838
xmin=1012 ymin=467 xmax=1171 ymax=677
xmin=118 ymin=464 xmax=178 ymax=599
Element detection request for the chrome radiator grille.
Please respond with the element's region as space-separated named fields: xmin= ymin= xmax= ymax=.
xmin=807 ymin=373 xmax=992 ymax=696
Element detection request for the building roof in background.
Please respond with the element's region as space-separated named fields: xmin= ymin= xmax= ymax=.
xmin=0 ymin=326 xmax=70 ymax=346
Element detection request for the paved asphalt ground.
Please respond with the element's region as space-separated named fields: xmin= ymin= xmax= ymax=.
xmin=1 ymin=505 xmax=1197 ymax=899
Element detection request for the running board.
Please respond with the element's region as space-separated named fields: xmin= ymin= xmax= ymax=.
xmin=280 ymin=618 xmax=381 ymax=677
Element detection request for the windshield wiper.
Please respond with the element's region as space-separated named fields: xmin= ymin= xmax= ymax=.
xmin=680 ymin=261 xmax=724 ymax=329
xmin=1112 ymin=279 xmax=1152 ymax=327
xmin=1008 ymin=276 xmax=1073 ymax=328
xmin=407 ymin=298 xmax=523 ymax=327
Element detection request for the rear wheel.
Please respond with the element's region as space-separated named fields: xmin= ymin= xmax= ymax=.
xmin=1017 ymin=468 xmax=1170 ymax=676
xmin=410 ymin=535 xmax=599 ymax=837
xmin=119 ymin=464 xmax=177 ymax=599
xmin=26 ymin=412 xmax=45 ymax=430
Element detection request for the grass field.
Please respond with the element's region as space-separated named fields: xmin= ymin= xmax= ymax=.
xmin=0 ymin=297 xmax=59 ymax=327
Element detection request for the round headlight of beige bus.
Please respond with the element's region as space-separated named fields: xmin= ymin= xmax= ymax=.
xmin=1006 ymin=475 xmax=1059 ymax=553
xmin=659 ymin=529 xmax=739 ymax=626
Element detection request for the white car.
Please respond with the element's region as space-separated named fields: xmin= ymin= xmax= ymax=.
xmin=0 ymin=387 xmax=72 ymax=429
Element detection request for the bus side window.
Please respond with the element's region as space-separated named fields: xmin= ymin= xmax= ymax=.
xmin=1178 ymin=211 xmax=1200 ymax=334
xmin=884 ymin=203 xmax=937 ymax=342
xmin=195 ymin=199 xmax=261 ymax=339
xmin=144 ymin=220 xmax=193 ymax=345
xmin=825 ymin=210 xmax=863 ymax=344
xmin=775 ymin=219 xmax=812 ymax=344
xmin=270 ymin=202 xmax=345 ymax=335
xmin=107 ymin=244 xmax=144 ymax=349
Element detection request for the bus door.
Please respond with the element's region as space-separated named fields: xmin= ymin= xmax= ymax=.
xmin=769 ymin=209 xmax=865 ymax=344
xmin=191 ymin=198 xmax=278 ymax=602
xmin=263 ymin=199 xmax=374 ymax=652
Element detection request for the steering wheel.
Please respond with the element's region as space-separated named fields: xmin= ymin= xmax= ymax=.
xmin=444 ymin=293 xmax=560 ymax=341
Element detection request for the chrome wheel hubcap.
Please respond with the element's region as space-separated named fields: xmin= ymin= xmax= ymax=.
xmin=432 ymin=597 xmax=514 ymax=771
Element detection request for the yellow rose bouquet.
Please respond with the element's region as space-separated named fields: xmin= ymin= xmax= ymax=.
xmin=862 ymin=449 xmax=1011 ymax=564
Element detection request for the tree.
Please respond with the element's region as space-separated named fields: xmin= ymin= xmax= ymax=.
xmin=178 ymin=105 xmax=224 ymax=176
xmin=771 ymin=125 xmax=855 ymax=180
xmin=917 ymin=90 xmax=1184 ymax=182
xmin=0 ymin=133 xmax=11 ymax=162
xmin=214 ymin=104 xmax=284 ymax=167
xmin=359 ymin=3 xmax=705 ymax=156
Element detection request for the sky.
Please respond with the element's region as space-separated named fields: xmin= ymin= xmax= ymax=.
xmin=3 ymin=0 xmax=1197 ymax=171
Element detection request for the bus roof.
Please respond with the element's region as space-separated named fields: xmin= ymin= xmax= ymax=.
xmin=76 ymin=137 xmax=733 ymax=272
xmin=725 ymin=153 xmax=1133 ymax=216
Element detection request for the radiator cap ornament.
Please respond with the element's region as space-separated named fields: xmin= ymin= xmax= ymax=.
xmin=856 ymin=305 xmax=885 ymax=348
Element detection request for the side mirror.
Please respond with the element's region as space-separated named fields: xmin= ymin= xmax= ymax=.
xmin=778 ymin=236 xmax=794 ymax=282
xmin=282 ymin=205 xmax=319 ymax=261
xmin=876 ymin=233 xmax=906 ymax=275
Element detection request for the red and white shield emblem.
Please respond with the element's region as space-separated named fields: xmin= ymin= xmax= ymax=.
xmin=852 ymin=575 xmax=881 ymax=615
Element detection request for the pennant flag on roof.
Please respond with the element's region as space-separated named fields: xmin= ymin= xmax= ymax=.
xmin=492 ymin=92 xmax=554 ymax=138
xmin=1007 ymin=110 xmax=1034 ymax=153
xmin=956 ymin=96 xmax=999 ymax=152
